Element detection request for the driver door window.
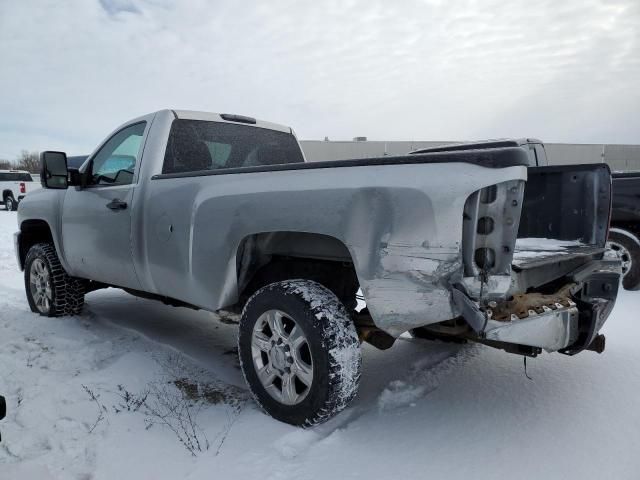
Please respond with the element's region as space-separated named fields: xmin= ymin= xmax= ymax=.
xmin=91 ymin=122 xmax=146 ymax=185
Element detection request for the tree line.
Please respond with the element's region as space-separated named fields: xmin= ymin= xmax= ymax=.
xmin=0 ymin=151 xmax=40 ymax=173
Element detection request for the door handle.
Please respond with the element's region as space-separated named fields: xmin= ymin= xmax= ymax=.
xmin=106 ymin=199 xmax=128 ymax=211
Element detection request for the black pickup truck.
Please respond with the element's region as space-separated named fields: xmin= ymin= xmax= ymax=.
xmin=609 ymin=172 xmax=640 ymax=289
xmin=412 ymin=139 xmax=640 ymax=290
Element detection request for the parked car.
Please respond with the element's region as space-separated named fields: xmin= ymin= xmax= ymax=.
xmin=414 ymin=140 xmax=640 ymax=290
xmin=1 ymin=169 xmax=41 ymax=211
xmin=15 ymin=111 xmax=621 ymax=426
xmin=0 ymin=394 xmax=5 ymax=442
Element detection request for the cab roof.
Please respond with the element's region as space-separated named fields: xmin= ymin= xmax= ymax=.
xmin=172 ymin=110 xmax=293 ymax=134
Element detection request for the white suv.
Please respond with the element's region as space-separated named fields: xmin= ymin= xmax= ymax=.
xmin=1 ymin=170 xmax=41 ymax=211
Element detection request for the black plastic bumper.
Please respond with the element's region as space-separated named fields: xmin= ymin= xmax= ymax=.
xmin=560 ymin=271 xmax=619 ymax=355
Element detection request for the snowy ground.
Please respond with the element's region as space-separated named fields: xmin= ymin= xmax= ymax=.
xmin=1 ymin=210 xmax=639 ymax=480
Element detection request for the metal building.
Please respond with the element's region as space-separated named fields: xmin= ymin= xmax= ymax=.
xmin=300 ymin=140 xmax=640 ymax=171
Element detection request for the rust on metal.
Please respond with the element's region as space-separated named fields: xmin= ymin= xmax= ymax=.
xmin=489 ymin=283 xmax=576 ymax=321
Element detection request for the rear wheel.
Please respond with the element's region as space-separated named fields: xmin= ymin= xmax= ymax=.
xmin=238 ymin=279 xmax=361 ymax=426
xmin=607 ymin=228 xmax=640 ymax=290
xmin=4 ymin=195 xmax=16 ymax=211
xmin=24 ymin=243 xmax=85 ymax=316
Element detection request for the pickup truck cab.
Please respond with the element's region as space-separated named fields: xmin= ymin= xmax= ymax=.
xmin=1 ymin=169 xmax=41 ymax=211
xmin=16 ymin=111 xmax=621 ymax=425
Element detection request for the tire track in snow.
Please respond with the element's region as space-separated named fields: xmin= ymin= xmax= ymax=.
xmin=266 ymin=340 xmax=480 ymax=470
xmin=377 ymin=341 xmax=480 ymax=411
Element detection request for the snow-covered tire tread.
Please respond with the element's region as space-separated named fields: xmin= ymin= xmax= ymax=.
xmin=24 ymin=242 xmax=85 ymax=316
xmin=238 ymin=279 xmax=361 ymax=427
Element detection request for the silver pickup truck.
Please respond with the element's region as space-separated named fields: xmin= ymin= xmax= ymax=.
xmin=15 ymin=110 xmax=621 ymax=426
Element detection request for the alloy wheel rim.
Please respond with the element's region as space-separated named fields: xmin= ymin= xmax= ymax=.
xmin=251 ymin=309 xmax=313 ymax=405
xmin=29 ymin=258 xmax=52 ymax=313
xmin=607 ymin=240 xmax=632 ymax=277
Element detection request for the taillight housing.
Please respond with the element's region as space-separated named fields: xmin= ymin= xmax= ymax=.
xmin=462 ymin=180 xmax=525 ymax=277
xmin=19 ymin=182 xmax=26 ymax=194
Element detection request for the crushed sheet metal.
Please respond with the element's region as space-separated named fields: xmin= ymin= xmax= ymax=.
xmin=484 ymin=306 xmax=579 ymax=352
xmin=451 ymin=288 xmax=486 ymax=332
xmin=489 ymin=284 xmax=576 ymax=321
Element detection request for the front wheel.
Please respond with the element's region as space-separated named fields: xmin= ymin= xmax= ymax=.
xmin=607 ymin=228 xmax=640 ymax=290
xmin=238 ymin=279 xmax=361 ymax=426
xmin=24 ymin=243 xmax=85 ymax=316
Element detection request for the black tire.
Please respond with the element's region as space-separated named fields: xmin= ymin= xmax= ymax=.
xmin=4 ymin=194 xmax=16 ymax=211
xmin=238 ymin=279 xmax=361 ymax=426
xmin=608 ymin=228 xmax=640 ymax=291
xmin=24 ymin=243 xmax=85 ymax=316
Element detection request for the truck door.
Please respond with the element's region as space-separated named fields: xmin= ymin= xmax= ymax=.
xmin=61 ymin=121 xmax=148 ymax=289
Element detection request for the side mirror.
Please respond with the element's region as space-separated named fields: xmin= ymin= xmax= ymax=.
xmin=40 ymin=151 xmax=69 ymax=189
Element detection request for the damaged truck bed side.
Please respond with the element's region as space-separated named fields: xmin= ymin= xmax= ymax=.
xmin=412 ymin=141 xmax=619 ymax=356
xmin=17 ymin=111 xmax=620 ymax=426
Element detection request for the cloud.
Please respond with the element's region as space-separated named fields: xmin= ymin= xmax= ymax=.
xmin=98 ymin=0 xmax=141 ymax=16
xmin=0 ymin=0 xmax=638 ymax=159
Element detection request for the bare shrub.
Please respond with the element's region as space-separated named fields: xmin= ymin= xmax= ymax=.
xmin=82 ymin=385 xmax=108 ymax=433
xmin=112 ymin=384 xmax=149 ymax=413
xmin=84 ymin=353 xmax=247 ymax=456
xmin=143 ymin=379 xmax=210 ymax=456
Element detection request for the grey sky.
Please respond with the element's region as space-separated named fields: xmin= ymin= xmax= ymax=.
xmin=0 ymin=0 xmax=638 ymax=160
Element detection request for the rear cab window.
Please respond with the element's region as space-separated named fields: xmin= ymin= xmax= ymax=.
xmin=0 ymin=172 xmax=33 ymax=181
xmin=162 ymin=119 xmax=304 ymax=174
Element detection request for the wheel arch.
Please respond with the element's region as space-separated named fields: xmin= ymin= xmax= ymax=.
xmin=17 ymin=219 xmax=55 ymax=271
xmin=610 ymin=222 xmax=640 ymax=240
xmin=609 ymin=226 xmax=640 ymax=250
xmin=233 ymin=231 xmax=359 ymax=311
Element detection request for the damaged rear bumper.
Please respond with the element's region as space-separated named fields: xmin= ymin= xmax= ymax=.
xmin=453 ymin=258 xmax=621 ymax=354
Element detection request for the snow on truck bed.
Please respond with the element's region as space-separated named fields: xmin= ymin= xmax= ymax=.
xmin=1 ymin=213 xmax=639 ymax=480
xmin=515 ymin=238 xmax=586 ymax=251
xmin=513 ymin=237 xmax=602 ymax=269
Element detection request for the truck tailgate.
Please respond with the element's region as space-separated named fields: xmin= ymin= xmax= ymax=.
xmin=510 ymin=163 xmax=611 ymax=284
xmin=516 ymin=163 xmax=611 ymax=261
